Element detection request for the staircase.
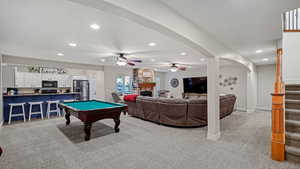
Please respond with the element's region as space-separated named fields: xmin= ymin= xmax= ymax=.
xmin=285 ymin=84 xmax=300 ymax=162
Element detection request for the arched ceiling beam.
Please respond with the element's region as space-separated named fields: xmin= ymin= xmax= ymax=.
xmin=69 ymin=0 xmax=254 ymax=71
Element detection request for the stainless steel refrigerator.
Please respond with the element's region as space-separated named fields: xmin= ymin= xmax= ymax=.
xmin=73 ymin=80 xmax=90 ymax=101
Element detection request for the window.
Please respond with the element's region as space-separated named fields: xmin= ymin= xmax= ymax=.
xmin=116 ymin=76 xmax=132 ymax=94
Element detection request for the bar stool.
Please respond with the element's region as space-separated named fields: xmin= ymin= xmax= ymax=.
xmin=46 ymin=100 xmax=61 ymax=119
xmin=8 ymin=103 xmax=26 ymax=125
xmin=28 ymin=101 xmax=44 ymax=121
xmin=61 ymin=100 xmax=75 ymax=116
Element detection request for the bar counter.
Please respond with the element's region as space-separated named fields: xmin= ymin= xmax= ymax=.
xmin=3 ymin=93 xmax=80 ymax=122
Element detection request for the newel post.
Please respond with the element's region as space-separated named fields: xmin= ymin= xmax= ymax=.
xmin=271 ymin=48 xmax=285 ymax=161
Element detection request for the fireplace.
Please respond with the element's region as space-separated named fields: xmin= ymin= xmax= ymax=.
xmin=138 ymin=82 xmax=155 ymax=97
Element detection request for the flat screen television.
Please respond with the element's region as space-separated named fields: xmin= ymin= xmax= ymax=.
xmin=183 ymin=77 xmax=207 ymax=94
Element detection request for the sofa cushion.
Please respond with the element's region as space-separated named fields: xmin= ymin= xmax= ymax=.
xmin=157 ymin=98 xmax=188 ymax=104
xmin=124 ymin=94 xmax=139 ymax=102
xmin=187 ymin=98 xmax=207 ymax=104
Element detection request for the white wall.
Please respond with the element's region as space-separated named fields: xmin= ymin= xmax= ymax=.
xmin=165 ymin=67 xmax=207 ymax=98
xmin=219 ymin=65 xmax=248 ymax=111
xmin=153 ymin=71 xmax=166 ymax=97
xmin=154 ymin=71 xmax=166 ymax=90
xmin=283 ymin=32 xmax=300 ymax=84
xmin=104 ymin=66 xmax=133 ymax=101
xmin=164 ymin=64 xmax=248 ymax=111
xmin=256 ymin=64 xmax=275 ymax=110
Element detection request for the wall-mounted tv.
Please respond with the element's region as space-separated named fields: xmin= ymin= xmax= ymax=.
xmin=183 ymin=77 xmax=207 ymax=94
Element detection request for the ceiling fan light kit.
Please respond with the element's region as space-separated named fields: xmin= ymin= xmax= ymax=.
xmin=116 ymin=60 xmax=127 ymax=66
xmin=170 ymin=67 xmax=178 ymax=72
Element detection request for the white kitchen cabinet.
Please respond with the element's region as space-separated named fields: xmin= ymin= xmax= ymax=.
xmin=24 ymin=72 xmax=41 ymax=87
xmin=2 ymin=66 xmax=15 ymax=87
xmin=15 ymin=72 xmax=25 ymax=87
xmin=15 ymin=72 xmax=42 ymax=87
xmin=14 ymin=69 xmax=72 ymax=88
xmin=41 ymin=73 xmax=55 ymax=81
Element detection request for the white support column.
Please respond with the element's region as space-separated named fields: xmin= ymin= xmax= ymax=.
xmin=207 ymin=57 xmax=220 ymax=140
xmin=246 ymin=67 xmax=257 ymax=113
xmin=0 ymin=53 xmax=3 ymax=126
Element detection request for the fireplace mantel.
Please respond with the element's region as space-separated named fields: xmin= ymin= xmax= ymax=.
xmin=138 ymin=82 xmax=156 ymax=90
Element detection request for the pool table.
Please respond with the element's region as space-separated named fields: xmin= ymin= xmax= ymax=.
xmin=59 ymin=100 xmax=128 ymax=141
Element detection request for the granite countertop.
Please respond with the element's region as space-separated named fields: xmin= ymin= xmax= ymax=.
xmin=3 ymin=93 xmax=80 ymax=97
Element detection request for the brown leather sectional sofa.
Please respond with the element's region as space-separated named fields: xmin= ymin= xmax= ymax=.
xmin=125 ymin=94 xmax=236 ymax=127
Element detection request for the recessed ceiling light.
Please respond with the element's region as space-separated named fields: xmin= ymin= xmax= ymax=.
xmin=151 ymin=59 xmax=155 ymax=62
xmin=90 ymin=24 xmax=100 ymax=30
xmin=200 ymin=58 xmax=205 ymax=62
xmin=154 ymin=68 xmax=158 ymax=71
xmin=148 ymin=42 xmax=157 ymax=47
xmin=180 ymin=52 xmax=187 ymax=56
xmin=256 ymin=50 xmax=263 ymax=53
xmin=262 ymin=58 xmax=269 ymax=61
xmin=68 ymin=43 xmax=77 ymax=47
xmin=100 ymin=59 xmax=105 ymax=62
xmin=57 ymin=53 xmax=64 ymax=56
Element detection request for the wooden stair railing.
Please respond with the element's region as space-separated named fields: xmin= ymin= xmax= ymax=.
xmin=271 ymin=48 xmax=285 ymax=161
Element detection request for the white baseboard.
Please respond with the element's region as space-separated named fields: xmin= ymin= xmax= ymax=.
xmin=207 ymin=132 xmax=221 ymax=141
xmin=247 ymin=109 xmax=255 ymax=113
xmin=235 ymin=107 xmax=247 ymax=112
xmin=0 ymin=120 xmax=3 ymax=133
xmin=256 ymin=106 xmax=271 ymax=111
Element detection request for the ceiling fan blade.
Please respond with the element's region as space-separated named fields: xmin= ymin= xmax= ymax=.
xmin=127 ymin=62 xmax=135 ymax=66
xmin=178 ymin=66 xmax=187 ymax=71
xmin=119 ymin=53 xmax=128 ymax=60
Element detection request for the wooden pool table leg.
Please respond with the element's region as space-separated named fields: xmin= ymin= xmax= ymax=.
xmin=65 ymin=111 xmax=71 ymax=126
xmin=113 ymin=117 xmax=120 ymax=133
xmin=84 ymin=122 xmax=92 ymax=141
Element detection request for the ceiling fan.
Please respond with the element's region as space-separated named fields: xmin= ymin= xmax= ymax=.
xmin=113 ymin=53 xmax=142 ymax=66
xmin=169 ymin=63 xmax=187 ymax=72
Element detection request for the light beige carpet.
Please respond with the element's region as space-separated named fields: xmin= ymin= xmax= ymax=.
xmin=0 ymin=111 xmax=299 ymax=169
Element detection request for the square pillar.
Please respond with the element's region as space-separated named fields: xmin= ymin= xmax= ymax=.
xmin=207 ymin=57 xmax=220 ymax=140
xmin=246 ymin=68 xmax=257 ymax=113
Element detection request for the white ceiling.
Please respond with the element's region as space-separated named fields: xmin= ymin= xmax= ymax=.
xmin=161 ymin=0 xmax=300 ymax=64
xmin=1 ymin=0 xmax=297 ymax=69
xmin=0 ymin=0 xmax=211 ymax=70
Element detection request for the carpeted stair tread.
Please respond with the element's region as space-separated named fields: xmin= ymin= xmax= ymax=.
xmin=286 ymin=145 xmax=300 ymax=156
xmin=286 ymin=132 xmax=300 ymax=141
xmin=286 ymin=84 xmax=300 ymax=91
xmin=286 ymin=120 xmax=300 ymax=127
xmin=286 ymin=109 xmax=300 ymax=114
xmin=286 ymin=99 xmax=300 ymax=103
xmin=286 ymin=91 xmax=300 ymax=94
